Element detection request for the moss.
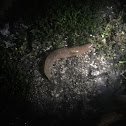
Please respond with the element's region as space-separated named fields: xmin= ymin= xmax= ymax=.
xmin=24 ymin=0 xmax=108 ymax=49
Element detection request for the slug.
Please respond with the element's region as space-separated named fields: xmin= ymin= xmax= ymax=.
xmin=44 ymin=43 xmax=93 ymax=80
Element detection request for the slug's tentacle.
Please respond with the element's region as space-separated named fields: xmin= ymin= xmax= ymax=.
xmin=44 ymin=43 xmax=93 ymax=80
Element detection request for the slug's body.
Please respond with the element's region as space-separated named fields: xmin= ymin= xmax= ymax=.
xmin=44 ymin=43 xmax=93 ymax=80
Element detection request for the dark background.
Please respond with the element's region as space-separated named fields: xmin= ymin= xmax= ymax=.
xmin=0 ymin=0 xmax=53 ymax=18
